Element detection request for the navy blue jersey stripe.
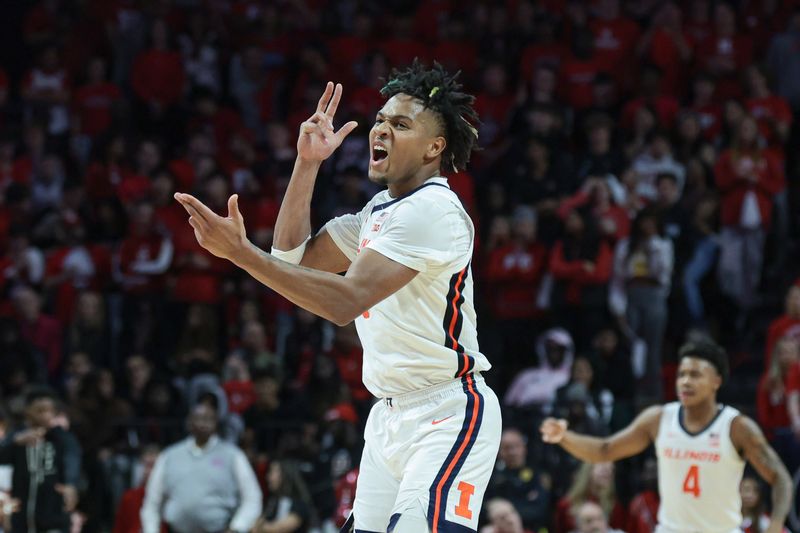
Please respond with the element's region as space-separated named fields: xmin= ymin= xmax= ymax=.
xmin=370 ymin=181 xmax=450 ymax=213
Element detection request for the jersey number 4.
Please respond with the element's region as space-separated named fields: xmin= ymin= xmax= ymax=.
xmin=682 ymin=464 xmax=700 ymax=498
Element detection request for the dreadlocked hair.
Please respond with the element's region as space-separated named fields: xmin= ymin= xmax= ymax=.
xmin=380 ymin=59 xmax=480 ymax=172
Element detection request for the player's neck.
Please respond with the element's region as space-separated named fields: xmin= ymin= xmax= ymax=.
xmin=682 ymin=397 xmax=719 ymax=429
xmin=387 ymin=168 xmax=441 ymax=198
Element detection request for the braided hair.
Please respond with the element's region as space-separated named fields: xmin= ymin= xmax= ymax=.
xmin=380 ymin=59 xmax=480 ymax=172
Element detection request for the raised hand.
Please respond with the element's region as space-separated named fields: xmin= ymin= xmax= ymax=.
xmin=297 ymin=81 xmax=359 ymax=162
xmin=175 ymin=192 xmax=248 ymax=261
xmin=540 ymin=417 xmax=568 ymax=444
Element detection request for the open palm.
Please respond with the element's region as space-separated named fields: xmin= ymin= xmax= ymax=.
xmin=297 ymin=81 xmax=359 ymax=162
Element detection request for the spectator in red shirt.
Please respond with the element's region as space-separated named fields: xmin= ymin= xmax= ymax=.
xmin=589 ymin=0 xmax=641 ymax=88
xmin=13 ymin=285 xmax=62 ymax=379
xmin=714 ymin=115 xmax=785 ymax=313
xmin=474 ymin=62 xmax=516 ymax=156
xmin=561 ymin=29 xmax=605 ymax=111
xmin=764 ymin=282 xmax=800 ymax=370
xmin=559 ymin=177 xmax=630 ymax=243
xmin=788 ymin=361 xmax=800 ymax=469
xmin=550 ymin=209 xmax=613 ymax=346
xmin=635 ymin=2 xmax=692 ymax=98
xmin=72 ymin=57 xmax=123 ymax=139
xmin=626 ymin=456 xmax=659 ymax=533
xmin=757 ymin=337 xmax=799 ymax=473
xmin=744 ymin=64 xmax=792 ymax=149
xmin=695 ymin=2 xmax=753 ymax=101
xmin=689 ymin=71 xmax=722 ymax=141
xmin=21 ymin=44 xmax=72 ymax=137
xmin=112 ymin=445 xmax=163 ymax=533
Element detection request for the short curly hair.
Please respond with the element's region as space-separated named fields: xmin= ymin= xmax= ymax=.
xmin=380 ymin=59 xmax=480 ymax=172
xmin=678 ymin=339 xmax=729 ymax=383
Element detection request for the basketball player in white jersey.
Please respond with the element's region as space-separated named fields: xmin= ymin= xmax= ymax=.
xmin=174 ymin=62 xmax=501 ymax=533
xmin=540 ymin=340 xmax=793 ymax=533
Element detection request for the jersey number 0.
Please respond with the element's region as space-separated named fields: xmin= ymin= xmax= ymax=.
xmin=682 ymin=464 xmax=700 ymax=498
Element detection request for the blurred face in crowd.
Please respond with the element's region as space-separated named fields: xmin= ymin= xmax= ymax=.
xmin=786 ymin=286 xmax=800 ymax=317
xmin=572 ymin=357 xmax=594 ymax=387
xmin=676 ymin=356 xmax=721 ymax=407
xmin=774 ymin=337 xmax=799 ymax=371
xmin=368 ymin=94 xmax=446 ymax=190
xmin=483 ymin=64 xmax=507 ymax=95
xmin=88 ymin=57 xmax=107 ymax=84
xmin=137 ymin=141 xmax=161 ymax=175
xmin=593 ymin=328 xmax=618 ymax=356
xmin=638 ymin=215 xmax=658 ymax=238
xmin=693 ymin=77 xmax=715 ymax=103
xmin=487 ymin=499 xmax=524 ymax=533
xmin=267 ymin=461 xmax=283 ymax=492
xmin=188 ymin=404 xmax=217 ymax=445
xmin=590 ymin=462 xmax=614 ymax=492
xmin=98 ymin=369 xmax=115 ymax=399
xmin=545 ymin=339 xmax=568 ymax=367
xmin=746 ymin=67 xmax=768 ymax=97
xmin=740 ymin=477 xmax=761 ymax=513
xmin=724 ymin=100 xmax=745 ymax=131
xmin=13 ymin=286 xmax=41 ymax=322
xmin=499 ymin=429 xmax=527 ymax=469
xmin=736 ymin=116 xmax=759 ymax=148
xmin=76 ymin=291 xmax=103 ymax=326
xmin=564 ymin=211 xmax=585 ymax=236
xmin=678 ymin=114 xmax=701 ymax=143
xmin=127 ymin=355 xmax=152 ymax=391
xmin=656 ymin=175 xmax=680 ymax=207
xmin=576 ymin=502 xmax=609 ymax=533
xmin=26 ymin=397 xmax=55 ymax=429
xmin=242 ymin=320 xmax=267 ymax=350
xmin=713 ymin=3 xmax=735 ymax=36
xmin=254 ymin=377 xmax=280 ymax=409
xmin=533 ymin=66 xmax=557 ymax=98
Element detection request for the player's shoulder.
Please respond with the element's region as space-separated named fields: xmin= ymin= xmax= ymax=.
xmin=635 ymin=404 xmax=666 ymax=437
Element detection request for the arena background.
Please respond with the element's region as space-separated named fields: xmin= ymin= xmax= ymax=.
xmin=0 ymin=0 xmax=798 ymax=532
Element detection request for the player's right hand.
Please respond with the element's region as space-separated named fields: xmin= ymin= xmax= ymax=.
xmin=13 ymin=428 xmax=46 ymax=446
xmin=297 ymin=81 xmax=358 ymax=163
xmin=540 ymin=418 xmax=568 ymax=444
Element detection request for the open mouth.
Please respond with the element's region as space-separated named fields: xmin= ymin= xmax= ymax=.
xmin=371 ymin=143 xmax=389 ymax=165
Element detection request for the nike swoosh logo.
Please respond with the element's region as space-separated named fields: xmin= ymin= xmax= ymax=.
xmin=432 ymin=415 xmax=455 ymax=425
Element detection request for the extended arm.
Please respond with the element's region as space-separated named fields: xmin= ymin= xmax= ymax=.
xmin=731 ymin=416 xmax=793 ymax=532
xmin=540 ymin=406 xmax=661 ymax=463
xmin=272 ymin=81 xmax=357 ymax=274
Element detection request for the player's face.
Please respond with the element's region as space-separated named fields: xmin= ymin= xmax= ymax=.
xmin=369 ymin=93 xmax=445 ymax=187
xmin=676 ymin=357 xmax=721 ymax=407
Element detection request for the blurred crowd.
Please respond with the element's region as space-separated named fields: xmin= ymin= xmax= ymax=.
xmin=0 ymin=0 xmax=799 ymax=532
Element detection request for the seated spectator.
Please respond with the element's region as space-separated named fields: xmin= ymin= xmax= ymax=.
xmin=486 ymin=428 xmax=551 ymax=531
xmin=586 ymin=325 xmax=635 ymax=429
xmin=572 ymin=501 xmax=626 ymax=533
xmin=626 ymin=456 xmax=659 ymax=533
xmin=740 ymin=475 xmax=790 ymax=533
xmin=630 ymin=130 xmax=685 ymax=202
xmin=505 ymin=328 xmax=574 ymax=412
xmin=253 ymin=460 xmax=312 ymax=533
xmin=680 ymin=193 xmax=719 ymax=330
xmin=112 ymin=445 xmax=162 ymax=533
xmin=764 ymin=281 xmax=800 ymax=369
xmin=140 ymin=403 xmax=262 ymax=533
xmin=609 ymin=208 xmax=674 ymax=400
xmin=554 ymin=357 xmax=614 ymax=429
xmin=554 ymin=462 xmax=627 ymax=533
xmin=481 ymin=498 xmax=533 ymax=533
xmin=12 ymin=285 xmax=62 ymax=380
xmin=549 ymin=210 xmax=613 ymax=344
xmin=714 ymin=115 xmax=784 ymax=315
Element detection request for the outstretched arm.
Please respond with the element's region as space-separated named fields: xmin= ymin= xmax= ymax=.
xmin=174 ymin=193 xmax=417 ymax=326
xmin=540 ymin=406 xmax=662 ymax=463
xmin=731 ymin=416 xmax=793 ymax=533
xmin=272 ymin=81 xmax=358 ymax=273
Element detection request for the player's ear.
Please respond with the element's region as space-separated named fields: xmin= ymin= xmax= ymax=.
xmin=426 ymin=136 xmax=446 ymax=160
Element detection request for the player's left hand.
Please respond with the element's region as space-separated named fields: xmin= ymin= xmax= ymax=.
xmin=175 ymin=192 xmax=248 ymax=261
xmin=55 ymin=484 xmax=78 ymax=512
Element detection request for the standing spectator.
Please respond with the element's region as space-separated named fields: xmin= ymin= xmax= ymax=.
xmin=252 ymin=460 xmax=312 ymax=533
xmin=680 ymin=194 xmax=719 ymax=330
xmin=486 ymin=428 xmax=551 ymax=532
xmin=609 ymin=208 xmax=674 ymax=400
xmin=112 ymin=445 xmax=162 ymax=533
xmin=504 ymin=328 xmax=574 ymax=412
xmin=766 ymin=10 xmax=800 ymax=110
xmin=549 ymin=210 xmax=613 ymax=345
xmin=764 ymin=282 xmax=800 ymax=369
xmin=714 ymin=115 xmax=784 ymax=315
xmin=0 ymin=388 xmax=81 ymax=533
xmin=588 ymin=0 xmax=640 ymax=86
xmin=12 ymin=286 xmax=62 ymax=380
xmin=573 ymin=501 xmax=626 ymax=533
xmin=480 ymin=498 xmax=532 ymax=533
xmin=554 ymin=462 xmax=627 ymax=533
xmin=21 ymin=45 xmax=71 ymax=138
xmin=630 ymin=130 xmax=685 ymax=203
xmin=635 ymin=2 xmax=692 ymax=98
xmin=744 ymin=65 xmax=792 ymax=148
xmin=557 ymin=177 xmax=630 ymax=242
xmin=72 ymin=57 xmax=123 ymax=142
xmin=140 ymin=403 xmax=262 ymax=533
xmin=695 ymin=2 xmax=753 ymax=100
xmin=586 ymin=326 xmax=636 ymax=430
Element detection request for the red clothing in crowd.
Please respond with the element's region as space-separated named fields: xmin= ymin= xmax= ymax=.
xmin=589 ymin=15 xmax=641 ymax=84
xmin=559 ymin=56 xmax=603 ymax=110
xmin=113 ymin=486 xmax=166 ymax=533
xmin=746 ymin=95 xmax=793 ymax=148
xmin=627 ymin=490 xmax=659 ymax=533
xmin=549 ymin=240 xmax=613 ymax=306
xmin=691 ymin=102 xmax=723 ymax=141
xmin=170 ymin=221 xmax=231 ymax=304
xmin=329 ymin=345 xmax=371 ymax=403
xmin=518 ymin=42 xmax=568 ymax=82
xmin=18 ymin=312 xmax=62 ymax=378
xmin=695 ymin=33 xmax=753 ymax=100
xmin=557 ymin=190 xmax=631 ymax=241
xmin=73 ymin=81 xmax=123 ymax=137
xmin=788 ymin=363 xmax=800 ymax=396
xmin=644 ymin=29 xmax=693 ymax=97
xmin=714 ymin=149 xmax=785 ymax=230
xmin=223 ymin=380 xmax=256 ymax=414
xmin=757 ymin=370 xmax=794 ymax=441
xmin=484 ymin=242 xmax=548 ymax=320
xmin=131 ymin=49 xmax=185 ymax=107
xmin=764 ymin=315 xmax=800 ymax=369
xmin=432 ymin=40 xmax=478 ymax=79
xmin=380 ymin=38 xmax=429 ymax=69
xmin=45 ymin=244 xmax=112 ymax=324
xmin=621 ymin=96 xmax=680 ymax=132
xmin=116 ymin=232 xmax=173 ymax=295
xmin=554 ymin=497 xmax=628 ymax=533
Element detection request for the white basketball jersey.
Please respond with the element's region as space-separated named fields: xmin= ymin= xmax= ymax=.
xmin=654 ymin=402 xmax=745 ymax=533
xmin=325 ymin=176 xmax=491 ymax=398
